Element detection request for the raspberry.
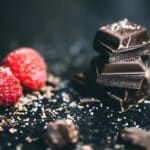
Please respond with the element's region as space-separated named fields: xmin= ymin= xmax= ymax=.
xmin=3 ymin=47 xmax=47 ymax=90
xmin=0 ymin=67 xmax=22 ymax=105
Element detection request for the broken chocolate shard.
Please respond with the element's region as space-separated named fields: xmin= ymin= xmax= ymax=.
xmin=121 ymin=127 xmax=150 ymax=150
xmin=93 ymin=18 xmax=150 ymax=53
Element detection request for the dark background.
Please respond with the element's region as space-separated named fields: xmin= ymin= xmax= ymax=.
xmin=0 ymin=1 xmax=150 ymax=150
xmin=0 ymin=0 xmax=150 ymax=76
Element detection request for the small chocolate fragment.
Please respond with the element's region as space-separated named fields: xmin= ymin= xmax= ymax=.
xmin=121 ymin=127 xmax=150 ymax=150
xmin=44 ymin=119 xmax=79 ymax=148
xmin=93 ymin=18 xmax=150 ymax=53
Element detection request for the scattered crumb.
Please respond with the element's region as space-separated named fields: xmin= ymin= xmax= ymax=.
xmin=25 ymin=136 xmax=33 ymax=143
xmin=80 ymin=145 xmax=94 ymax=150
xmin=16 ymin=144 xmax=23 ymax=150
xmin=9 ymin=128 xmax=17 ymax=134
xmin=0 ymin=127 xmax=4 ymax=132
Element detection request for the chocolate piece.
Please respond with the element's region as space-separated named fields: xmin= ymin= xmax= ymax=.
xmin=105 ymin=78 xmax=147 ymax=112
xmin=121 ymin=127 xmax=150 ymax=150
xmin=93 ymin=18 xmax=150 ymax=53
xmin=102 ymin=60 xmax=145 ymax=75
xmin=96 ymin=56 xmax=147 ymax=89
xmin=73 ymin=71 xmax=148 ymax=112
xmin=109 ymin=43 xmax=150 ymax=62
xmin=97 ymin=74 xmax=145 ymax=89
xmin=106 ymin=88 xmax=146 ymax=112
xmin=44 ymin=119 xmax=79 ymax=148
xmin=96 ymin=56 xmax=147 ymax=75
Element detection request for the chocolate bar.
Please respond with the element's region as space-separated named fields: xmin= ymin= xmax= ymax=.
xmin=96 ymin=55 xmax=147 ymax=89
xmin=93 ymin=18 xmax=150 ymax=54
xmin=101 ymin=58 xmax=146 ymax=75
xmin=97 ymin=74 xmax=145 ymax=89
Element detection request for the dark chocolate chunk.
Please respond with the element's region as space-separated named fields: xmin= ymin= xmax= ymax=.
xmin=101 ymin=61 xmax=145 ymax=75
xmin=96 ymin=74 xmax=145 ymax=89
xmin=105 ymin=79 xmax=148 ymax=112
xmin=93 ymin=18 xmax=150 ymax=53
xmin=44 ymin=119 xmax=79 ymax=148
xmin=121 ymin=127 xmax=150 ymax=150
xmin=96 ymin=56 xmax=147 ymax=89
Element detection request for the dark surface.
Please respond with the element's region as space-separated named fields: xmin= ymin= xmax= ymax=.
xmin=0 ymin=1 xmax=150 ymax=150
xmin=0 ymin=81 xmax=150 ymax=150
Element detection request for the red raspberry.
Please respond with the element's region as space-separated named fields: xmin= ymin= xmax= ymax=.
xmin=0 ymin=67 xmax=22 ymax=105
xmin=3 ymin=47 xmax=47 ymax=90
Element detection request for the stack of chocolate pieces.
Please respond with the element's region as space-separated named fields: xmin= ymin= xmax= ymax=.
xmin=74 ymin=19 xmax=150 ymax=112
xmin=94 ymin=18 xmax=150 ymax=112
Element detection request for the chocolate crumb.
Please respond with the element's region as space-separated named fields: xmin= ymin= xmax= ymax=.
xmin=44 ymin=119 xmax=79 ymax=147
xmin=0 ymin=127 xmax=4 ymax=132
xmin=80 ymin=145 xmax=94 ymax=150
xmin=16 ymin=144 xmax=23 ymax=150
xmin=9 ymin=128 xmax=17 ymax=134
xmin=79 ymin=98 xmax=100 ymax=105
xmin=25 ymin=136 xmax=33 ymax=143
xmin=46 ymin=74 xmax=61 ymax=87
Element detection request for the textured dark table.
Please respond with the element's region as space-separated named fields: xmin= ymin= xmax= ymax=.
xmin=0 ymin=1 xmax=150 ymax=150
